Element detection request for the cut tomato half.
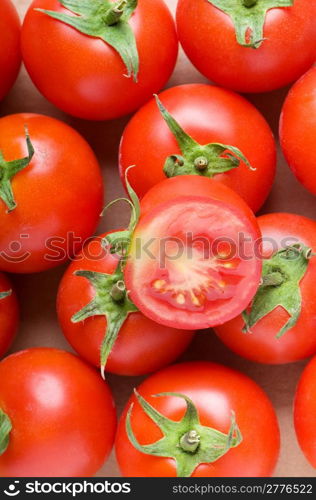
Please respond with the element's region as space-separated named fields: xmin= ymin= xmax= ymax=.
xmin=124 ymin=195 xmax=261 ymax=330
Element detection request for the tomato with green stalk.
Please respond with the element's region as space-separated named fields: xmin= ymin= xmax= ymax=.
xmin=215 ymin=213 xmax=316 ymax=364
xmin=176 ymin=0 xmax=316 ymax=93
xmin=115 ymin=361 xmax=280 ymax=477
xmin=21 ymin=0 xmax=178 ymax=120
xmin=119 ymin=84 xmax=276 ymax=212
xmin=0 ymin=0 xmax=21 ymax=101
xmin=0 ymin=273 xmax=18 ymax=359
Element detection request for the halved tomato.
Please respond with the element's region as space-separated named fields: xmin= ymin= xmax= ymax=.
xmin=124 ymin=177 xmax=261 ymax=330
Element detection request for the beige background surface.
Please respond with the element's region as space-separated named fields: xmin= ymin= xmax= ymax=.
xmin=2 ymin=0 xmax=316 ymax=477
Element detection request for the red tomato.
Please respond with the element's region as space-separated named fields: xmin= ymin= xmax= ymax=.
xmin=0 ymin=114 xmax=103 ymax=274
xmin=280 ymin=66 xmax=316 ymax=195
xmin=176 ymin=0 xmax=316 ymax=93
xmin=215 ymin=213 xmax=316 ymax=364
xmin=57 ymin=232 xmax=194 ymax=376
xmin=21 ymin=0 xmax=178 ymax=120
xmin=120 ymin=84 xmax=276 ymax=212
xmin=0 ymin=0 xmax=21 ymax=101
xmin=124 ymin=176 xmax=262 ymax=330
xmin=0 ymin=273 xmax=18 ymax=359
xmin=294 ymin=355 xmax=316 ymax=469
xmin=0 ymin=348 xmax=116 ymax=477
xmin=116 ymin=361 xmax=280 ymax=477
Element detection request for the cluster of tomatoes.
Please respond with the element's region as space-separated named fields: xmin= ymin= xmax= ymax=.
xmin=1 ymin=0 xmax=316 ymax=479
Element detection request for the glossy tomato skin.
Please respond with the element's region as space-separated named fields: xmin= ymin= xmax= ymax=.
xmin=0 ymin=0 xmax=21 ymax=101
xmin=176 ymin=0 xmax=316 ymax=93
xmin=120 ymin=84 xmax=276 ymax=212
xmin=280 ymin=67 xmax=316 ymax=195
xmin=0 ymin=114 xmax=103 ymax=274
xmin=0 ymin=273 xmax=19 ymax=359
xmin=116 ymin=361 xmax=280 ymax=477
xmin=215 ymin=213 xmax=316 ymax=365
xmin=0 ymin=348 xmax=116 ymax=477
xmin=124 ymin=177 xmax=262 ymax=330
xmin=294 ymin=355 xmax=316 ymax=469
xmin=57 ymin=233 xmax=194 ymax=376
xmin=21 ymin=0 xmax=178 ymax=120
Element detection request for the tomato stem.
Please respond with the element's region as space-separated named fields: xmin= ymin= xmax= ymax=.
xmin=0 ymin=409 xmax=12 ymax=456
xmin=194 ymin=157 xmax=209 ymax=172
xmin=243 ymin=0 xmax=257 ymax=7
xmin=110 ymin=280 xmax=126 ymax=302
xmin=0 ymin=290 xmax=12 ymax=301
xmin=261 ymin=271 xmax=285 ymax=287
xmin=103 ymin=0 xmax=127 ymax=25
xmin=179 ymin=430 xmax=200 ymax=453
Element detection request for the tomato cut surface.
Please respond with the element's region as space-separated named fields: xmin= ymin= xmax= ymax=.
xmin=125 ymin=192 xmax=261 ymax=330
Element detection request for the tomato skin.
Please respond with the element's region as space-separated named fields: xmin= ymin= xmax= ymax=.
xmin=176 ymin=0 xmax=316 ymax=93
xmin=57 ymin=233 xmax=194 ymax=376
xmin=0 ymin=0 xmax=21 ymax=101
xmin=280 ymin=67 xmax=316 ymax=195
xmin=116 ymin=361 xmax=280 ymax=477
xmin=0 ymin=273 xmax=19 ymax=359
xmin=215 ymin=213 xmax=316 ymax=365
xmin=294 ymin=355 xmax=316 ymax=469
xmin=0 ymin=114 xmax=103 ymax=274
xmin=21 ymin=0 xmax=178 ymax=120
xmin=120 ymin=84 xmax=276 ymax=212
xmin=0 ymin=348 xmax=116 ymax=477
xmin=124 ymin=177 xmax=262 ymax=330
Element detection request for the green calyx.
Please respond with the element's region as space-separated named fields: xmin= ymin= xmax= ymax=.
xmin=36 ymin=0 xmax=139 ymax=81
xmin=243 ymin=243 xmax=314 ymax=338
xmin=126 ymin=391 xmax=242 ymax=477
xmin=208 ymin=0 xmax=293 ymax=48
xmin=72 ymin=167 xmax=140 ymax=378
xmin=0 ymin=290 xmax=12 ymax=301
xmin=0 ymin=409 xmax=12 ymax=455
xmin=0 ymin=127 xmax=34 ymax=213
xmin=155 ymin=95 xmax=254 ymax=179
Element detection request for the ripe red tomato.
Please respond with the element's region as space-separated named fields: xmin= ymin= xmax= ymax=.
xmin=0 ymin=0 xmax=21 ymax=101
xmin=21 ymin=0 xmax=178 ymax=120
xmin=116 ymin=361 xmax=280 ymax=477
xmin=0 ymin=113 xmax=103 ymax=274
xmin=176 ymin=0 xmax=316 ymax=93
xmin=0 ymin=348 xmax=116 ymax=477
xmin=0 ymin=273 xmax=18 ymax=359
xmin=294 ymin=355 xmax=316 ymax=469
xmin=124 ymin=176 xmax=262 ymax=330
xmin=120 ymin=84 xmax=276 ymax=212
xmin=215 ymin=213 xmax=316 ymax=364
xmin=57 ymin=232 xmax=194 ymax=376
xmin=280 ymin=66 xmax=316 ymax=195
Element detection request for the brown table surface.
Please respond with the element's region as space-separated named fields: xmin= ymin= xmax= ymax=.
xmin=4 ymin=0 xmax=316 ymax=478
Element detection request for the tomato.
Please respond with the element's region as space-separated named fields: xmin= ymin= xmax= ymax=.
xmin=124 ymin=176 xmax=262 ymax=330
xmin=215 ymin=213 xmax=316 ymax=365
xmin=294 ymin=355 xmax=316 ymax=469
xmin=176 ymin=0 xmax=316 ymax=93
xmin=119 ymin=84 xmax=276 ymax=212
xmin=0 ymin=273 xmax=18 ymax=359
xmin=0 ymin=348 xmax=116 ymax=477
xmin=21 ymin=0 xmax=178 ymax=120
xmin=280 ymin=66 xmax=316 ymax=195
xmin=115 ymin=361 xmax=280 ymax=477
xmin=0 ymin=0 xmax=21 ymax=101
xmin=57 ymin=232 xmax=194 ymax=376
xmin=0 ymin=113 xmax=103 ymax=274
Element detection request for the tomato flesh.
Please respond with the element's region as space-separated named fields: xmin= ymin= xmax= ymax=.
xmin=125 ymin=195 xmax=261 ymax=329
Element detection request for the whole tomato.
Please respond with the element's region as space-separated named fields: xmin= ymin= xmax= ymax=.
xmin=294 ymin=355 xmax=316 ymax=469
xmin=280 ymin=66 xmax=316 ymax=195
xmin=215 ymin=213 xmax=316 ymax=364
xmin=176 ymin=0 xmax=316 ymax=93
xmin=120 ymin=84 xmax=276 ymax=212
xmin=0 ymin=0 xmax=21 ymax=101
xmin=21 ymin=0 xmax=178 ymax=120
xmin=115 ymin=361 xmax=280 ymax=477
xmin=124 ymin=176 xmax=262 ymax=330
xmin=0 ymin=348 xmax=116 ymax=477
xmin=57 ymin=232 xmax=194 ymax=376
xmin=0 ymin=113 xmax=103 ymax=274
xmin=0 ymin=273 xmax=18 ymax=359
